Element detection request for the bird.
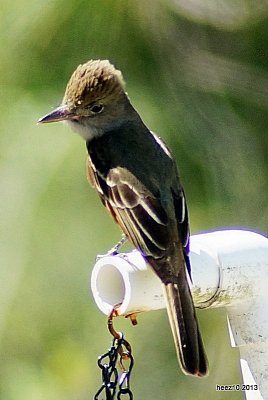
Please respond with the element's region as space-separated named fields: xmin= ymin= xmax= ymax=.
xmin=38 ymin=59 xmax=208 ymax=377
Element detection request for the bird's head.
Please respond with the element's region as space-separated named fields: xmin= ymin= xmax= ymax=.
xmin=38 ymin=59 xmax=130 ymax=140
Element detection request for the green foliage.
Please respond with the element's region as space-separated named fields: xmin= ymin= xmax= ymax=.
xmin=1 ymin=1 xmax=267 ymax=398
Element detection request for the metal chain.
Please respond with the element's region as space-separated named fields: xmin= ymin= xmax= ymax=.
xmin=94 ymin=336 xmax=134 ymax=400
xmin=117 ymin=338 xmax=134 ymax=399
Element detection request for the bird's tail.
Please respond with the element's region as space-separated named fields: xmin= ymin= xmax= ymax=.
xmin=163 ymin=277 xmax=208 ymax=377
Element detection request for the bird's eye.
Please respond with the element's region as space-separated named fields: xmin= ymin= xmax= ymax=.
xmin=90 ymin=104 xmax=104 ymax=113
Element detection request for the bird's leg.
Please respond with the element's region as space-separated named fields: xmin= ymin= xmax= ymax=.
xmin=107 ymin=233 xmax=127 ymax=255
xmin=97 ymin=234 xmax=127 ymax=258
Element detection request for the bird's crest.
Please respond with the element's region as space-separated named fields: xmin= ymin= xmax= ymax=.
xmin=63 ymin=59 xmax=125 ymax=108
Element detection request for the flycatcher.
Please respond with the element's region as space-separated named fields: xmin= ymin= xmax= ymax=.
xmin=38 ymin=59 xmax=208 ymax=377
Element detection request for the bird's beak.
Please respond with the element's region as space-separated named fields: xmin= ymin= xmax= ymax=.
xmin=38 ymin=105 xmax=77 ymax=124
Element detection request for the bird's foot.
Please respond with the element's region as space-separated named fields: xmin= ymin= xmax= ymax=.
xmin=96 ymin=234 xmax=127 ymax=259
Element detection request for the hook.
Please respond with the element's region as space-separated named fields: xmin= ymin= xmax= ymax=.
xmin=107 ymin=304 xmax=122 ymax=340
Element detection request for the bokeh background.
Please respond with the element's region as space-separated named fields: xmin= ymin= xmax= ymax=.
xmin=1 ymin=1 xmax=267 ymax=399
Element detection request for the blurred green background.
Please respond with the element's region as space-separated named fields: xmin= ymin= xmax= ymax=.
xmin=1 ymin=1 xmax=267 ymax=399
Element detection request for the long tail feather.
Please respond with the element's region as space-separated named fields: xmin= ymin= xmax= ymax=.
xmin=163 ymin=280 xmax=208 ymax=376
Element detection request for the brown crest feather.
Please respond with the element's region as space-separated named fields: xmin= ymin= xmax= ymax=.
xmin=63 ymin=60 xmax=125 ymax=107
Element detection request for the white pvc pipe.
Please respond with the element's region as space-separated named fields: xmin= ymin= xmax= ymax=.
xmin=91 ymin=229 xmax=268 ymax=399
xmin=91 ymin=229 xmax=268 ymax=316
xmin=91 ymin=250 xmax=165 ymax=317
xmin=91 ymin=232 xmax=222 ymax=316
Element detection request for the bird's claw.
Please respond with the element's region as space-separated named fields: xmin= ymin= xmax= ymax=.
xmin=96 ymin=234 xmax=127 ymax=259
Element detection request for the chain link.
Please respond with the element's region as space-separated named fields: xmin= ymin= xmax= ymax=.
xmin=94 ymin=336 xmax=134 ymax=400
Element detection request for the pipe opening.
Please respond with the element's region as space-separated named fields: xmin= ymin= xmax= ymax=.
xmin=95 ymin=263 xmax=126 ymax=306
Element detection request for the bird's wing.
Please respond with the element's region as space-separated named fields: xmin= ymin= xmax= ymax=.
xmin=106 ymin=167 xmax=171 ymax=258
xmin=86 ymin=155 xmax=108 ymax=207
xmin=87 ymin=158 xmax=170 ymax=258
xmin=172 ymin=187 xmax=191 ymax=276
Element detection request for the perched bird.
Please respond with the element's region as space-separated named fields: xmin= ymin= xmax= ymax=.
xmin=38 ymin=59 xmax=208 ymax=377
